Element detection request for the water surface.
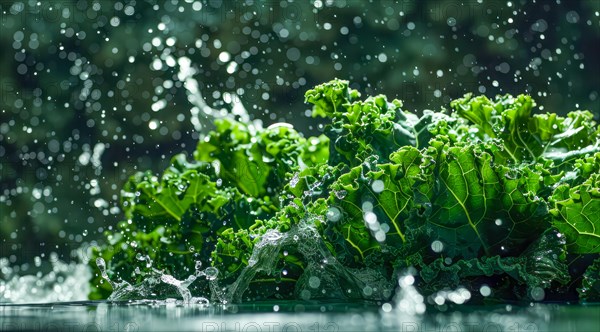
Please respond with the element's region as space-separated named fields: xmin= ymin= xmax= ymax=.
xmin=1 ymin=301 xmax=598 ymax=332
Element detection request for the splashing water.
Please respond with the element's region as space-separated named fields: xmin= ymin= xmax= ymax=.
xmin=96 ymin=216 xmax=395 ymax=305
xmin=177 ymin=56 xmax=258 ymax=135
xmin=96 ymin=257 xmax=137 ymax=301
xmin=159 ymin=273 xmax=209 ymax=305
xmin=219 ymin=185 xmax=395 ymax=303
xmin=95 ymin=256 xmax=218 ymax=305
xmin=0 ymin=253 xmax=91 ymax=304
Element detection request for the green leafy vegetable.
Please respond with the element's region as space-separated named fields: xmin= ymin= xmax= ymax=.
xmin=91 ymin=79 xmax=600 ymax=303
xmin=417 ymin=229 xmax=569 ymax=299
xmin=550 ymin=154 xmax=600 ymax=254
xmin=579 ymin=257 xmax=600 ymax=302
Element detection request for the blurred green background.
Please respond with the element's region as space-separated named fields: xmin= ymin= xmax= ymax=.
xmin=0 ymin=0 xmax=598 ymax=269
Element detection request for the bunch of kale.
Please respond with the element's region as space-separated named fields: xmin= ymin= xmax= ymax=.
xmin=91 ymin=80 xmax=600 ymax=303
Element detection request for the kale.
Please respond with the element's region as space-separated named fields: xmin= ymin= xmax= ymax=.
xmin=90 ymin=79 xmax=600 ymax=303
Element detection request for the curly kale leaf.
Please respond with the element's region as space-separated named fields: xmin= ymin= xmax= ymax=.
xmin=121 ymin=156 xmax=218 ymax=223
xmin=417 ymin=229 xmax=569 ymax=300
xmin=303 ymin=78 xmax=361 ymax=119
xmin=305 ymin=79 xmax=423 ymax=166
xmin=451 ymin=94 xmax=600 ymax=164
xmin=323 ymin=147 xmax=432 ymax=264
xmin=194 ymin=118 xmax=328 ymax=197
xmin=550 ymin=173 xmax=600 ymax=254
xmin=549 ymin=152 xmax=600 ymax=255
xmin=425 ymin=140 xmax=551 ymax=258
xmin=90 ymin=117 xmax=324 ymax=299
xmin=90 ymin=153 xmax=277 ymax=299
xmin=323 ymin=140 xmax=551 ymax=264
xmin=579 ymin=257 xmax=600 ymax=301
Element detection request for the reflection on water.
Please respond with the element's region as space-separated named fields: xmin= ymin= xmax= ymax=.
xmin=0 ymin=301 xmax=598 ymax=332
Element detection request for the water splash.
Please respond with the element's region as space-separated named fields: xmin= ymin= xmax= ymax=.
xmin=96 ymin=257 xmax=138 ymax=301
xmin=97 ymin=257 xmax=216 ymax=305
xmin=0 ymin=253 xmax=91 ymax=304
xmin=159 ymin=273 xmax=209 ymax=305
xmin=219 ymin=218 xmax=394 ymax=304
xmin=95 ymin=216 xmax=395 ymax=305
xmin=176 ymin=56 xmax=258 ymax=135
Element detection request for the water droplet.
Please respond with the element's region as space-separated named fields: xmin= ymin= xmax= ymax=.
xmin=326 ymin=206 xmax=341 ymax=222
xmin=431 ymin=240 xmax=444 ymax=253
xmin=204 ymin=267 xmax=218 ymax=280
xmin=334 ymin=190 xmax=347 ymax=199
xmin=375 ymin=230 xmax=386 ymax=242
xmin=480 ymin=285 xmax=491 ymax=297
xmin=530 ymin=286 xmax=545 ymax=301
xmin=290 ymin=173 xmax=300 ymax=188
xmin=96 ymin=258 xmax=106 ymax=272
xmin=399 ymin=275 xmax=415 ymax=287
xmin=433 ymin=295 xmax=445 ymax=305
xmin=308 ymin=276 xmax=321 ymax=288
xmin=364 ymin=211 xmax=377 ymax=224
xmin=300 ymin=289 xmax=311 ymax=300
xmin=381 ymin=303 xmax=392 ymax=312
xmin=371 ymin=179 xmax=385 ymax=193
